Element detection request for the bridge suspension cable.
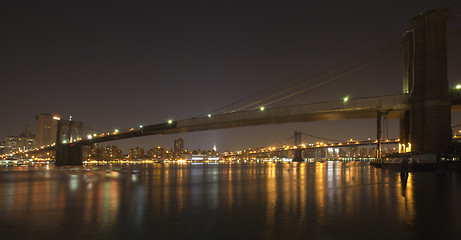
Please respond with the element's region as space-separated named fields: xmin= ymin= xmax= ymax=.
xmin=82 ymin=124 xmax=106 ymax=133
xmin=202 ymin=25 xmax=409 ymax=116
xmin=265 ymin=135 xmax=295 ymax=148
xmin=300 ymin=132 xmax=341 ymax=143
xmin=243 ymin=47 xmax=401 ymax=111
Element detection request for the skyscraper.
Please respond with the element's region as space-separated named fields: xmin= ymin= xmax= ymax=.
xmin=35 ymin=113 xmax=83 ymax=147
xmin=174 ymin=138 xmax=184 ymax=153
xmin=174 ymin=138 xmax=184 ymax=159
xmin=35 ymin=113 xmax=60 ymax=147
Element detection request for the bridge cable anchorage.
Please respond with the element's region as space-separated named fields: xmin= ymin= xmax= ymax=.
xmin=300 ymin=132 xmax=342 ymax=143
xmin=200 ymin=25 xmax=409 ymax=117
xmin=246 ymin=49 xmax=401 ymax=110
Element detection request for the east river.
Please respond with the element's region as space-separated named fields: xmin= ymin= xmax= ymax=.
xmin=1 ymin=162 xmax=461 ymax=239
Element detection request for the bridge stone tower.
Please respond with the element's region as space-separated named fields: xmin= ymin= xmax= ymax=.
xmin=401 ymin=8 xmax=452 ymax=154
xmin=293 ymin=131 xmax=303 ymax=162
xmin=55 ymin=119 xmax=84 ymax=166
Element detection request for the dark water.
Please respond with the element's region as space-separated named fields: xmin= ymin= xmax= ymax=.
xmin=1 ymin=162 xmax=461 ymax=240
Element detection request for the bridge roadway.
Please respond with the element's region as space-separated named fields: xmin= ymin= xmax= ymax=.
xmin=21 ymin=92 xmax=461 ymax=154
xmin=84 ymin=93 xmax=410 ymax=145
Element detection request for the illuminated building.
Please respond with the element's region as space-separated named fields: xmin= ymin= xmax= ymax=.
xmin=359 ymin=148 xmax=368 ymax=157
xmin=129 ymin=147 xmax=144 ymax=159
xmin=35 ymin=113 xmax=60 ymax=147
xmin=174 ymin=138 xmax=184 ymax=159
xmin=148 ymin=147 xmax=166 ymax=160
xmin=174 ymin=138 xmax=184 ymax=152
xmin=0 ymin=141 xmax=4 ymax=154
xmin=4 ymin=125 xmax=35 ymax=154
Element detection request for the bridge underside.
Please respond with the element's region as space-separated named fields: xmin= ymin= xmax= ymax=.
xmin=86 ymin=94 xmax=409 ymax=143
xmin=170 ymin=94 xmax=409 ymax=134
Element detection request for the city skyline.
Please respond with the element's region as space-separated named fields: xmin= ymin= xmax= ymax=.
xmin=2 ymin=1 xmax=461 ymax=152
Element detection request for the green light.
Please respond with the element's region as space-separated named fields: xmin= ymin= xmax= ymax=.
xmin=168 ymin=119 xmax=173 ymax=124
xmin=260 ymin=106 xmax=265 ymax=111
xmin=456 ymin=84 xmax=461 ymax=90
xmin=343 ymin=96 xmax=349 ymax=102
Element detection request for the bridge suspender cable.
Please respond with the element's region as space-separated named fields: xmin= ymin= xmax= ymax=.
xmin=201 ymin=25 xmax=409 ymax=116
xmin=230 ymin=41 xmax=402 ymax=112
xmin=301 ymin=132 xmax=341 ymax=143
xmin=268 ymin=135 xmax=295 ymax=148
xmin=248 ymin=50 xmax=401 ymax=109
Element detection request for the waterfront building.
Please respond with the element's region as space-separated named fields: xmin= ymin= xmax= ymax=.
xmin=174 ymin=138 xmax=184 ymax=152
xmin=147 ymin=146 xmax=166 ymax=160
xmin=35 ymin=113 xmax=60 ymax=147
xmin=346 ymin=146 xmax=358 ymax=157
xmin=4 ymin=125 xmax=35 ymax=154
xmin=326 ymin=147 xmax=340 ymax=158
xmin=129 ymin=147 xmax=144 ymax=159
xmin=359 ymin=148 xmax=369 ymax=157
xmin=173 ymin=138 xmax=185 ymax=159
xmin=0 ymin=141 xmax=4 ymax=154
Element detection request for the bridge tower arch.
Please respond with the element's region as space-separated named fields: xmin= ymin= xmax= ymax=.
xmin=401 ymin=8 xmax=452 ymax=154
xmin=55 ymin=119 xmax=84 ymax=166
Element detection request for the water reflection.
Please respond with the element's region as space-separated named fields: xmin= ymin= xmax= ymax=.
xmin=0 ymin=162 xmax=460 ymax=239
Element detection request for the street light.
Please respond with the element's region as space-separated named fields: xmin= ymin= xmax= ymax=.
xmin=260 ymin=106 xmax=265 ymax=111
xmin=343 ymin=96 xmax=349 ymax=103
xmin=455 ymin=84 xmax=461 ymax=90
xmin=168 ymin=119 xmax=173 ymax=124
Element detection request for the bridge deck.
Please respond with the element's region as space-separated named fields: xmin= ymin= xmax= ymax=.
xmin=23 ymin=92 xmax=461 ymax=153
xmin=80 ymin=94 xmax=409 ymax=145
xmin=169 ymin=94 xmax=409 ymax=134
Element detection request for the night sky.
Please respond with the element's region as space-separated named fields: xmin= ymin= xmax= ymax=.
xmin=2 ymin=0 xmax=461 ymax=152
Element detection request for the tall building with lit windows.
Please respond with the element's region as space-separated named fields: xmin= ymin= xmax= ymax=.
xmin=174 ymin=138 xmax=184 ymax=159
xmin=35 ymin=113 xmax=83 ymax=147
xmin=129 ymin=147 xmax=145 ymax=159
xmin=35 ymin=113 xmax=61 ymax=148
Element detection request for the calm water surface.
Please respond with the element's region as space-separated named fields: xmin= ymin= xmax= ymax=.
xmin=1 ymin=162 xmax=461 ymax=239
